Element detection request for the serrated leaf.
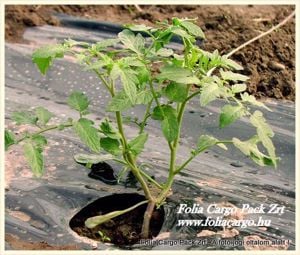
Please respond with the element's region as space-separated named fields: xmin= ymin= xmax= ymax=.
xmin=156 ymin=48 xmax=174 ymax=57
xmin=67 ymin=91 xmax=90 ymax=113
xmin=126 ymin=24 xmax=153 ymax=31
xmin=32 ymin=44 xmax=66 ymax=75
xmin=23 ymin=142 xmax=44 ymax=177
xmin=121 ymin=57 xmax=144 ymax=67
xmin=170 ymin=27 xmax=193 ymax=40
xmin=163 ymin=82 xmax=188 ymax=102
xmin=161 ymin=106 xmax=178 ymax=142
xmin=95 ymin=38 xmax=120 ymax=49
xmin=196 ymin=135 xmax=218 ymax=153
xmin=200 ymin=82 xmax=223 ymax=106
xmin=219 ymin=104 xmax=245 ymax=128
xmin=106 ymin=91 xmax=132 ymax=112
xmin=74 ymin=153 xmax=115 ymax=164
xmin=136 ymin=67 xmax=150 ymax=85
xmin=233 ymin=137 xmax=277 ymax=167
xmin=35 ymin=107 xmax=53 ymax=125
xmin=151 ymin=106 xmax=164 ymax=121
xmin=32 ymin=134 xmax=47 ymax=148
xmin=11 ymin=111 xmax=38 ymax=125
xmin=100 ymin=118 xmax=121 ymax=139
xmin=73 ymin=118 xmax=101 ymax=153
xmin=135 ymin=90 xmax=153 ymax=105
xmin=250 ymin=111 xmax=276 ymax=165
xmin=118 ymin=29 xmax=145 ymax=55
xmin=180 ymin=21 xmax=205 ymax=38
xmin=128 ymin=133 xmax=148 ymax=156
xmin=241 ymin=92 xmax=271 ymax=111
xmin=231 ymin=84 xmax=247 ymax=94
xmin=195 ymin=135 xmax=227 ymax=154
xmin=250 ymin=111 xmax=274 ymax=137
xmin=157 ymin=65 xmax=200 ymax=84
xmin=111 ymin=64 xmax=138 ymax=104
xmin=5 ymin=130 xmax=15 ymax=151
xmin=220 ymin=70 xmax=249 ymax=82
xmin=220 ymin=56 xmax=243 ymax=70
xmin=100 ymin=137 xmax=121 ymax=155
xmin=85 ymin=200 xmax=147 ymax=228
xmin=84 ymin=60 xmax=107 ymax=70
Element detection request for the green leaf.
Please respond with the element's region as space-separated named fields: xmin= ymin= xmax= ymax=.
xmin=11 ymin=111 xmax=37 ymax=125
xmin=157 ymin=65 xmax=200 ymax=84
xmin=73 ymin=118 xmax=101 ymax=153
xmin=118 ymin=29 xmax=145 ymax=55
xmin=151 ymin=106 xmax=164 ymax=121
xmin=106 ymin=91 xmax=132 ymax=112
xmin=32 ymin=134 xmax=47 ymax=148
xmin=95 ymin=38 xmax=120 ymax=49
xmin=180 ymin=20 xmax=205 ymax=38
xmin=231 ymin=84 xmax=247 ymax=94
xmin=233 ymin=136 xmax=277 ymax=167
xmin=220 ymin=70 xmax=249 ymax=82
xmin=128 ymin=133 xmax=148 ymax=156
xmin=250 ymin=111 xmax=276 ymax=166
xmin=136 ymin=67 xmax=150 ymax=85
xmin=163 ymin=82 xmax=188 ymax=102
xmin=135 ymin=90 xmax=153 ymax=105
xmin=156 ymin=48 xmax=174 ymax=57
xmin=5 ymin=130 xmax=15 ymax=151
xmin=67 ymin=91 xmax=90 ymax=114
xmin=170 ymin=27 xmax=193 ymax=40
xmin=74 ymin=153 xmax=115 ymax=164
xmin=219 ymin=104 xmax=246 ymax=128
xmin=200 ymin=82 xmax=223 ymax=106
xmin=241 ymin=92 xmax=271 ymax=111
xmin=194 ymin=135 xmax=227 ymax=155
xmin=126 ymin=24 xmax=153 ymax=32
xmin=111 ymin=64 xmax=138 ymax=104
xmin=100 ymin=137 xmax=121 ymax=155
xmin=100 ymin=118 xmax=121 ymax=139
xmin=85 ymin=200 xmax=148 ymax=228
xmin=220 ymin=56 xmax=243 ymax=70
xmin=35 ymin=107 xmax=53 ymax=125
xmin=23 ymin=142 xmax=44 ymax=177
xmin=84 ymin=60 xmax=107 ymax=70
xmin=32 ymin=44 xmax=66 ymax=75
xmin=161 ymin=106 xmax=178 ymax=142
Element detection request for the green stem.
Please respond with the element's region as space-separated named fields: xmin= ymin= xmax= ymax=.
xmin=140 ymin=170 xmax=163 ymax=190
xmin=174 ymin=140 xmax=233 ymax=174
xmin=139 ymin=98 xmax=153 ymax=134
xmin=16 ymin=123 xmax=73 ymax=144
xmin=114 ymin=100 xmax=153 ymax=201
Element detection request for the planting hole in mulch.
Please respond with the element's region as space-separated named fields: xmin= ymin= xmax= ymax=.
xmin=69 ymin=193 xmax=165 ymax=246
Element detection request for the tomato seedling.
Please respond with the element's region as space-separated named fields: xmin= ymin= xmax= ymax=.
xmin=5 ymin=18 xmax=278 ymax=239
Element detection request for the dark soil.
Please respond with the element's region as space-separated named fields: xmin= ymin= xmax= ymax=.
xmin=69 ymin=193 xmax=165 ymax=246
xmin=5 ymin=5 xmax=295 ymax=101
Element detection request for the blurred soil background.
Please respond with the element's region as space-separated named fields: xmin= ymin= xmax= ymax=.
xmin=5 ymin=5 xmax=295 ymax=101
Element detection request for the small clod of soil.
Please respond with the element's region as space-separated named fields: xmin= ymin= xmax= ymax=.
xmin=69 ymin=193 xmax=165 ymax=246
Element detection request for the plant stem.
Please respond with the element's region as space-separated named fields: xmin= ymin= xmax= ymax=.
xmin=139 ymin=98 xmax=153 ymax=134
xmin=115 ymin=110 xmax=153 ymax=201
xmin=141 ymin=200 xmax=156 ymax=238
xmin=16 ymin=124 xmax=73 ymax=144
xmin=140 ymin=170 xmax=163 ymax=190
xmin=174 ymin=140 xmax=234 ymax=174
